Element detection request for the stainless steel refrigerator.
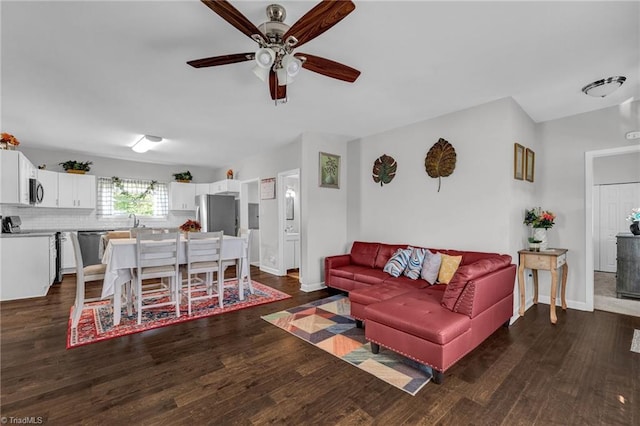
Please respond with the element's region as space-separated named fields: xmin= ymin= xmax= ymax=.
xmin=195 ymin=194 xmax=237 ymax=236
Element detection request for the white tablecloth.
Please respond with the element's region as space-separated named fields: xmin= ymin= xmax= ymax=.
xmin=101 ymin=235 xmax=248 ymax=299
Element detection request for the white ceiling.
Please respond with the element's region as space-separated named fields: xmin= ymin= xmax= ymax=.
xmin=2 ymin=1 xmax=638 ymax=168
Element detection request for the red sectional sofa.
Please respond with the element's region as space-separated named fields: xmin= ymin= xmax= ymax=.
xmin=324 ymin=241 xmax=516 ymax=384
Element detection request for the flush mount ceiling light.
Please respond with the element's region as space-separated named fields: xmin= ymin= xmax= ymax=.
xmin=132 ymin=135 xmax=163 ymax=153
xmin=581 ymin=76 xmax=626 ymax=97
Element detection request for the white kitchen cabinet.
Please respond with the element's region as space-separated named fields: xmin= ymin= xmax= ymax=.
xmin=210 ymin=179 xmax=240 ymax=195
xmin=58 ymin=173 xmax=96 ymax=209
xmin=37 ymin=169 xmax=59 ymax=207
xmin=169 ymin=182 xmax=196 ymax=210
xmin=284 ymin=233 xmax=300 ymax=270
xmin=0 ymin=235 xmax=53 ymax=301
xmin=0 ymin=150 xmax=34 ymax=205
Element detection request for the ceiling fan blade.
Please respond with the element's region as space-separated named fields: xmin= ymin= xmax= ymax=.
xmin=201 ymin=0 xmax=266 ymax=43
xmin=296 ymin=53 xmax=360 ymax=83
xmin=187 ymin=52 xmax=254 ymax=68
xmin=283 ymin=0 xmax=355 ymax=48
xmin=269 ymin=70 xmax=287 ymax=100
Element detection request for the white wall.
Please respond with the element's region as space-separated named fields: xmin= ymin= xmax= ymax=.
xmin=593 ymin=152 xmax=640 ymax=185
xmin=300 ymin=132 xmax=351 ymax=291
xmin=350 ymin=98 xmax=525 ymax=253
xmin=537 ymin=100 xmax=640 ymax=309
xmin=19 ymin=147 xmax=217 ymax=182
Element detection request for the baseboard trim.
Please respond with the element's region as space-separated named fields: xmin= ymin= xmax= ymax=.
xmin=259 ymin=265 xmax=282 ymax=276
xmin=300 ymin=282 xmax=326 ymax=293
xmin=536 ymin=295 xmax=591 ymax=312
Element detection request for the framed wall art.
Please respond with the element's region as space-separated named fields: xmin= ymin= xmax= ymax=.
xmin=260 ymin=177 xmax=276 ymax=199
xmin=525 ymin=148 xmax=535 ymax=182
xmin=514 ymin=143 xmax=524 ymax=180
xmin=319 ymin=152 xmax=340 ymax=189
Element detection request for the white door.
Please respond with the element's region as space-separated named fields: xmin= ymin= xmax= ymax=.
xmin=598 ymin=183 xmax=640 ymax=272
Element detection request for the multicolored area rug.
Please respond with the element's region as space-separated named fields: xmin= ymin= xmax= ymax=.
xmin=262 ymin=294 xmax=432 ymax=395
xmin=68 ymin=280 xmax=290 ymax=348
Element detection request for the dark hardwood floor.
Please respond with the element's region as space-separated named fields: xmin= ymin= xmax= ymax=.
xmin=1 ymin=269 xmax=638 ymax=425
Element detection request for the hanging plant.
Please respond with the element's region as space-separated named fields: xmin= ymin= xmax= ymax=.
xmin=372 ymin=154 xmax=397 ymax=186
xmin=112 ymin=177 xmax=157 ymax=201
xmin=425 ymin=138 xmax=456 ymax=192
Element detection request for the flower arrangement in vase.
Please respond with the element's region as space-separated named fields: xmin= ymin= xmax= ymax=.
xmin=179 ymin=219 xmax=201 ymax=233
xmin=0 ymin=133 xmax=20 ymax=150
xmin=627 ymin=207 xmax=640 ymax=235
xmin=524 ymin=207 xmax=556 ymax=250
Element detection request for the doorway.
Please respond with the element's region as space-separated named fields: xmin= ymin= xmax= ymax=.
xmin=586 ymin=145 xmax=640 ymax=316
xmin=277 ymin=169 xmax=301 ymax=283
xmin=240 ymin=179 xmax=260 ymax=268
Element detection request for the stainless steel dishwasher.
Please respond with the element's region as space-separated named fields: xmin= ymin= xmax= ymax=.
xmin=77 ymin=230 xmax=108 ymax=266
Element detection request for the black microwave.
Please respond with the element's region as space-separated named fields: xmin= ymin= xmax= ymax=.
xmin=29 ymin=178 xmax=44 ymax=205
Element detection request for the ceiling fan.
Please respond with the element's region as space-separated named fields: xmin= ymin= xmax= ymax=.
xmin=187 ymin=0 xmax=361 ymax=103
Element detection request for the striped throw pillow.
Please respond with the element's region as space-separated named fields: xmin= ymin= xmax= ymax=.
xmin=383 ymin=248 xmax=412 ymax=277
xmin=404 ymin=246 xmax=427 ymax=280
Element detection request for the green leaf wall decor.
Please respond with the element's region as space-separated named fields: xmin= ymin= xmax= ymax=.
xmin=372 ymin=154 xmax=397 ymax=186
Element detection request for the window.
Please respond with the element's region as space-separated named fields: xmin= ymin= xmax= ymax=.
xmin=97 ymin=177 xmax=168 ymax=217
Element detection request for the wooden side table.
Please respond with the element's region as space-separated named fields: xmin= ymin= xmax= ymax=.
xmin=517 ymin=248 xmax=568 ymax=324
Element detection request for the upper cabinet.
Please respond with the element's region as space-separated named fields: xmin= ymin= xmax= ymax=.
xmin=0 ymin=150 xmax=34 ymax=205
xmin=58 ymin=173 xmax=96 ymax=209
xmin=210 ymin=179 xmax=240 ymax=195
xmin=169 ymin=182 xmax=196 ymax=211
xmin=37 ymin=169 xmax=59 ymax=208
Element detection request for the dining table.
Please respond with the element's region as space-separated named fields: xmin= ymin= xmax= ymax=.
xmin=101 ymin=234 xmax=250 ymax=326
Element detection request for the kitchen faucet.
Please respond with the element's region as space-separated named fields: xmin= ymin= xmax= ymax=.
xmin=129 ymin=213 xmax=140 ymax=228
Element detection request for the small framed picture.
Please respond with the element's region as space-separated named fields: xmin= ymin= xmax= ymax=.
xmin=525 ymin=148 xmax=535 ymax=182
xmin=514 ymin=143 xmax=524 ymax=180
xmin=319 ymin=152 xmax=340 ymax=189
xmin=260 ymin=177 xmax=276 ymax=199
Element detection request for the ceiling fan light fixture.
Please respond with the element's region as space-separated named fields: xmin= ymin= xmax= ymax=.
xmin=252 ymin=65 xmax=270 ymax=82
xmin=283 ymin=54 xmax=302 ymax=77
xmin=581 ymin=76 xmax=626 ymax=97
xmin=132 ymin=135 xmax=163 ymax=153
xmin=254 ymin=47 xmax=276 ymax=69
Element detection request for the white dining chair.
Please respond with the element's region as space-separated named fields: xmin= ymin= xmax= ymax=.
xmin=133 ymin=232 xmax=181 ymax=324
xmin=182 ymin=231 xmax=225 ymax=314
xmin=222 ymin=229 xmax=255 ymax=297
xmin=70 ymin=232 xmax=107 ymax=329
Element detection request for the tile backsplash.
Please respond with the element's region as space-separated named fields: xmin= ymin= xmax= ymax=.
xmin=0 ymin=205 xmax=196 ymax=231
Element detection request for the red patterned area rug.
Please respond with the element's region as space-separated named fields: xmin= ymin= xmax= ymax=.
xmin=68 ymin=280 xmax=290 ymax=348
xmin=262 ymin=294 xmax=432 ymax=395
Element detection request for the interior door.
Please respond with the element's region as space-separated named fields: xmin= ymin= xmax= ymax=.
xmin=598 ymin=182 xmax=640 ymax=272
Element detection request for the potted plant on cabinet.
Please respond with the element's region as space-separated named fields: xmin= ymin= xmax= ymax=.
xmin=172 ymin=171 xmax=193 ymax=183
xmin=59 ymin=160 xmax=92 ymax=174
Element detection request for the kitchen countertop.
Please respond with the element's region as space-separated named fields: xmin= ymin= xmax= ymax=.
xmin=0 ymin=227 xmax=132 ymax=238
xmin=0 ymin=231 xmax=57 ymax=238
